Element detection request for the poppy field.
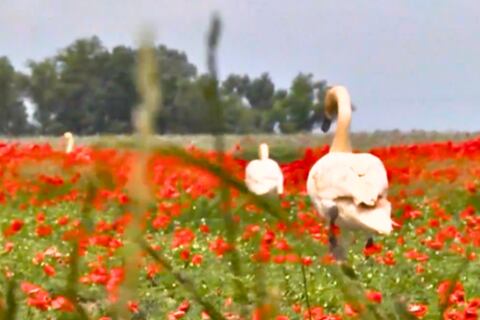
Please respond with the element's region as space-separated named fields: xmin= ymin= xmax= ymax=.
xmin=0 ymin=136 xmax=480 ymax=320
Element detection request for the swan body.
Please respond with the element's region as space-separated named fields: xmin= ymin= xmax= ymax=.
xmin=306 ymin=86 xmax=393 ymax=258
xmin=307 ymin=152 xmax=392 ymax=235
xmin=245 ymin=143 xmax=283 ymax=195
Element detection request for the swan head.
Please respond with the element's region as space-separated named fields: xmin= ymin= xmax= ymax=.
xmin=321 ymin=117 xmax=332 ymax=133
xmin=321 ymin=87 xmax=337 ymax=132
xmin=321 ymin=86 xmax=352 ymax=133
xmin=63 ymin=132 xmax=73 ymax=140
xmin=258 ymin=143 xmax=269 ymax=160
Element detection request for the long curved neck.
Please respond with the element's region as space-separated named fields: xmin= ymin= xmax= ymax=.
xmin=66 ymin=137 xmax=74 ymax=153
xmin=327 ymin=86 xmax=352 ymax=153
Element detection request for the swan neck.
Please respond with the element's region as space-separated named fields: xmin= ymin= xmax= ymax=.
xmin=259 ymin=144 xmax=269 ymax=160
xmin=66 ymin=137 xmax=74 ymax=153
xmin=329 ymin=87 xmax=352 ymax=152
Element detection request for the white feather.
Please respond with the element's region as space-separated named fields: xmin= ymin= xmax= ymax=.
xmin=245 ymin=144 xmax=283 ymax=195
xmin=307 ymin=86 xmax=393 ymax=236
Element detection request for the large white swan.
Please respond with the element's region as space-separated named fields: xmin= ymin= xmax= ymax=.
xmin=245 ymin=143 xmax=284 ymax=195
xmin=63 ymin=132 xmax=74 ymax=154
xmin=306 ymin=86 xmax=393 ymax=260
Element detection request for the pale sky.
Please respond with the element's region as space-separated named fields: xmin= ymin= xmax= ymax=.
xmin=1 ymin=0 xmax=479 ymax=131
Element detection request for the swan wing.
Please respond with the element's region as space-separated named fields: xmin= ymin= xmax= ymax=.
xmin=336 ymin=197 xmax=392 ymax=235
xmin=310 ymin=153 xmax=388 ymax=206
xmin=245 ymin=160 xmax=283 ymax=194
xmin=307 ymin=153 xmax=393 ymax=234
xmin=347 ymin=153 xmax=389 ymax=206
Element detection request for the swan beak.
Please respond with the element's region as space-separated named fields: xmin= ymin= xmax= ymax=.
xmin=321 ymin=117 xmax=332 ymax=132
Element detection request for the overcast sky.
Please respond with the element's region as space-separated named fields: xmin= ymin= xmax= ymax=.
xmin=1 ymin=0 xmax=479 ymax=131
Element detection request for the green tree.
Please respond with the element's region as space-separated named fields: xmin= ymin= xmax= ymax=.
xmin=99 ymin=46 xmax=137 ymax=133
xmin=0 ymin=57 xmax=30 ymax=135
xmin=54 ymin=36 xmax=109 ymax=134
xmin=27 ymin=59 xmax=60 ymax=133
xmin=279 ymin=73 xmax=314 ymax=133
xmin=222 ymin=92 xmax=257 ymax=134
xmin=307 ymin=80 xmax=329 ymax=131
xmin=222 ymin=74 xmax=250 ymax=97
xmin=171 ymin=77 xmax=210 ymax=133
xmin=18 ymin=34 xmax=332 ymax=135
xmin=220 ymin=74 xmax=260 ymax=132
xmin=156 ymin=45 xmax=198 ymax=133
xmin=246 ymin=73 xmax=274 ymax=111
xmin=262 ymin=89 xmax=288 ymax=132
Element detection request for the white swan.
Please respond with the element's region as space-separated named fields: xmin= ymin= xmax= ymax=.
xmin=63 ymin=132 xmax=74 ymax=154
xmin=306 ymin=86 xmax=393 ymax=260
xmin=245 ymin=143 xmax=284 ymax=195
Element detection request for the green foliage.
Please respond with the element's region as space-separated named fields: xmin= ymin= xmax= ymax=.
xmin=0 ymin=57 xmax=32 ymax=135
xmin=278 ymin=74 xmax=328 ymax=133
xmin=2 ymin=35 xmax=332 ymax=136
xmin=28 ymin=59 xmax=61 ymax=134
xmin=245 ymin=73 xmax=275 ymax=111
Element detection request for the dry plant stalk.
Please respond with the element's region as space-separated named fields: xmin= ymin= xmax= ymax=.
xmin=116 ymin=29 xmax=159 ymax=319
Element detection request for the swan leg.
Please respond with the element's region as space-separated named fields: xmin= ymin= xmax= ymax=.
xmin=365 ymin=236 xmax=374 ymax=248
xmin=326 ymin=206 xmax=346 ymax=261
xmin=364 ymin=235 xmax=374 ymax=260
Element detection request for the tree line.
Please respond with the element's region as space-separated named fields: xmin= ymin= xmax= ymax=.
xmin=0 ymin=36 xmax=331 ymax=135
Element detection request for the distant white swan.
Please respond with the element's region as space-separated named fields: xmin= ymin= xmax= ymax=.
xmin=306 ymin=86 xmax=393 ymax=260
xmin=245 ymin=143 xmax=283 ymax=195
xmin=63 ymin=132 xmax=74 ymax=154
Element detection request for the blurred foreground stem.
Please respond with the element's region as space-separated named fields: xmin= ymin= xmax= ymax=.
xmin=116 ymin=30 xmax=159 ymax=319
xmin=205 ymin=14 xmax=249 ymax=314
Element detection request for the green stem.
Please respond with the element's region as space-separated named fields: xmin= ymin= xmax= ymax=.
xmin=139 ymin=239 xmax=227 ymax=320
xmin=301 ymin=263 xmax=312 ymax=320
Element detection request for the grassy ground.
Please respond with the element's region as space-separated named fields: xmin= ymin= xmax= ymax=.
xmin=4 ymin=130 xmax=479 ymax=162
